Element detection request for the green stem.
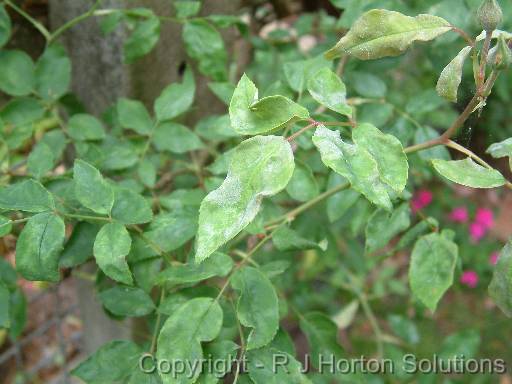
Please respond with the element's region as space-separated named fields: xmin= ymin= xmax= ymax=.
xmin=63 ymin=212 xmax=111 ymax=222
xmin=4 ymin=0 xmax=51 ymax=40
xmin=150 ymin=289 xmax=166 ymax=354
xmin=48 ymin=0 xmax=102 ymax=43
xmin=358 ymin=292 xmax=384 ymax=358
xmin=0 ymin=217 xmax=29 ymax=228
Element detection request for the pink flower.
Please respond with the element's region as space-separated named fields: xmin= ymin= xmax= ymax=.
xmin=460 ymin=270 xmax=479 ymax=288
xmin=475 ymin=208 xmax=494 ymax=230
xmin=448 ymin=207 xmax=469 ymax=223
xmin=489 ymin=252 xmax=500 ymax=265
xmin=469 ymin=222 xmax=487 ymax=243
xmin=411 ymin=189 xmax=433 ymax=212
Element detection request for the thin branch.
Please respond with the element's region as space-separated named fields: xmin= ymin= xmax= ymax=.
xmin=4 ymin=0 xmax=50 ymax=40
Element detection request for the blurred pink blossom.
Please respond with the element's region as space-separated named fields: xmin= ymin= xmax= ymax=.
xmin=475 ymin=208 xmax=494 ymax=229
xmin=448 ymin=207 xmax=469 ymax=223
xmin=460 ymin=270 xmax=479 ymax=288
xmin=490 ymin=252 xmax=500 ymax=265
xmin=411 ymin=189 xmax=433 ymax=212
xmin=469 ymin=222 xmax=486 ymax=243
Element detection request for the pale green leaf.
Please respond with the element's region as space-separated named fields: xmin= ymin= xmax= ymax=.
xmin=284 ymin=55 xmax=331 ymax=93
xmin=154 ymin=68 xmax=195 ymax=122
xmin=432 ymin=158 xmax=506 ymax=188
xmin=27 ymin=142 xmax=54 ymax=179
xmin=312 ymin=125 xmax=392 ymax=210
xmin=93 ymin=222 xmax=133 ymax=285
xmin=72 ymin=340 xmax=141 ymax=383
xmin=156 ymin=252 xmax=233 ymax=286
xmin=195 ymin=136 xmax=295 ymax=262
xmin=0 ymin=179 xmax=54 ymax=213
xmin=152 ymin=122 xmax=203 ymax=154
xmin=487 ymin=137 xmax=512 ymax=159
xmin=118 ymin=98 xmax=154 ymax=135
xmin=124 ymin=16 xmax=161 ymax=63
xmin=229 ymin=74 xmax=309 ymax=135
xmin=325 ymin=10 xmax=451 ymax=60
xmin=307 ymin=67 xmax=352 ymax=116
xmin=156 ymin=297 xmax=223 ymax=384
xmin=489 ymin=241 xmax=512 ymax=317
xmin=74 ymin=159 xmax=114 ymax=215
xmin=174 ymin=1 xmax=201 ymax=19
xmin=436 ymin=46 xmax=472 ymax=102
xmin=138 ymin=159 xmax=157 ymax=188
xmin=388 ymin=314 xmax=420 ymax=345
xmin=0 ymin=50 xmax=35 ymax=96
xmin=99 ymin=286 xmax=155 ymax=317
xmin=15 ymin=212 xmax=65 ymax=282
xmin=365 ymin=203 xmax=411 ymax=253
xmin=353 ymin=123 xmax=408 ymax=192
xmin=273 ymin=226 xmax=326 ymax=252
xmin=231 ymin=267 xmax=279 ymax=350
xmin=68 ymin=114 xmax=106 ymax=141
xmin=409 ymin=233 xmax=458 ymax=311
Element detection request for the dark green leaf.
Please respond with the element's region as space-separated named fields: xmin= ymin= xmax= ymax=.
xmin=15 ymin=212 xmax=65 ymax=282
xmin=59 ymin=222 xmax=100 ymax=268
xmin=365 ymin=203 xmax=411 ymax=253
xmin=99 ymin=286 xmax=155 ymax=317
xmin=145 ymin=208 xmax=198 ymax=253
xmin=68 ymin=114 xmax=106 ymax=141
xmin=0 ymin=282 xmax=10 ymax=328
xmin=0 ymin=5 xmax=11 ymax=48
xmin=154 ymin=67 xmax=195 ymax=122
xmin=0 ymin=179 xmax=54 ymax=212
xmin=273 ymin=226 xmax=326 ymax=252
xmin=73 ymin=159 xmax=114 ymax=215
xmin=118 ymin=98 xmax=154 ymax=135
xmin=124 ymin=16 xmax=161 ymax=63
xmin=35 ymin=44 xmax=71 ymax=100
xmin=0 ymin=50 xmax=35 ymax=96
xmin=152 ymin=122 xmax=203 ymax=154
xmin=111 ymin=187 xmax=153 ymax=225
xmin=246 ymin=347 xmax=310 ymax=384
xmin=286 ymin=161 xmax=319 ymax=202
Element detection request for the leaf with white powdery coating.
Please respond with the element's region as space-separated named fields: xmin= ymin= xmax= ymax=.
xmin=489 ymin=241 xmax=512 ymax=317
xmin=73 ymin=159 xmax=114 ymax=215
xmin=325 ymin=9 xmax=451 ymax=60
xmin=93 ymin=222 xmax=133 ymax=285
xmin=195 ymin=135 xmax=294 ymax=262
xmin=436 ymin=46 xmax=472 ymax=102
xmin=15 ymin=212 xmax=65 ymax=282
xmin=432 ymin=158 xmax=506 ymax=188
xmin=409 ymin=233 xmax=458 ymax=311
xmin=307 ymin=67 xmax=352 ymax=117
xmin=231 ymin=267 xmax=279 ymax=350
xmin=229 ymin=74 xmax=309 ymax=135
xmin=353 ymin=123 xmax=408 ymax=192
xmin=312 ymin=125 xmax=392 ymax=210
xmin=156 ymin=297 xmax=223 ymax=384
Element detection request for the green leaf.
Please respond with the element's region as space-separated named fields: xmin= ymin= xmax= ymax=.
xmin=365 ymin=203 xmax=411 ymax=253
xmin=111 ymin=187 xmax=153 ymax=225
xmin=156 ymin=252 xmax=233 ymax=286
xmin=246 ymin=347 xmax=311 ymax=384
xmin=0 ymin=179 xmax=54 ymax=212
xmin=436 ymin=46 xmax=472 ymax=103
xmin=439 ymin=329 xmax=480 ymax=360
xmin=118 ymin=98 xmax=154 ymax=135
xmin=325 ymin=10 xmax=451 ymax=60
xmin=154 ymin=67 xmax=195 ymax=122
xmin=409 ymin=233 xmax=458 ymax=311
xmin=229 ymin=74 xmax=309 ymax=135
xmin=74 ymin=159 xmax=115 ymax=215
xmin=174 ymin=1 xmax=202 ymax=19
xmin=72 ymin=340 xmax=141 ymax=383
xmin=299 ymin=312 xmax=344 ymax=369
xmin=0 ymin=50 xmax=35 ymax=96
xmin=0 ymin=5 xmax=11 ymax=48
xmin=207 ymin=82 xmax=235 ymax=105
xmin=286 ymin=161 xmax=319 ymax=202
xmin=388 ymin=314 xmax=420 ymax=345
xmin=325 ymin=173 xmax=359 ymax=223
xmin=8 ymin=288 xmax=26 ymax=338
xmin=68 ymin=114 xmax=106 ymax=141
xmin=35 ymin=44 xmax=71 ymax=100
xmin=93 ymin=222 xmax=133 ymax=285
xmin=15 ymin=212 xmax=65 ymax=282
xmin=195 ymin=136 xmax=295 ymax=262
xmin=284 ymin=55 xmax=331 ymax=93
xmin=59 ymin=222 xmax=100 ymax=268
xmin=145 ymin=209 xmax=198 ymax=253
xmin=312 ymin=125 xmax=392 ymax=210
xmin=138 ymin=159 xmax=157 ymax=188
xmin=396 ymin=217 xmax=438 ymax=251
xmin=27 ymin=142 xmax=54 ymax=179
xmin=156 ymin=297 xmax=223 ymax=384
xmin=273 ymin=226 xmax=326 ymax=252
xmin=183 ymin=20 xmax=227 ymax=80
xmin=199 ymin=340 xmax=239 ymax=383
xmin=195 ymin=114 xmax=238 ymax=141
xmin=124 ymin=16 xmax=161 ymax=63
xmin=489 ymin=241 xmax=512 ymax=317
xmin=99 ymin=137 xmax=139 ymax=171
xmin=307 ymin=68 xmax=352 ymax=117
xmin=0 ymin=282 xmax=10 ymax=328
xmin=432 ymin=158 xmax=506 ymax=188
xmin=487 ymin=137 xmax=512 ymax=159
xmin=353 ymin=123 xmax=408 ymax=193
xmin=231 ymin=267 xmax=279 ymax=350
xmin=99 ymin=286 xmax=155 ymax=317
xmin=152 ymin=122 xmax=203 ymax=154
xmin=349 ymin=71 xmax=387 ymax=98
